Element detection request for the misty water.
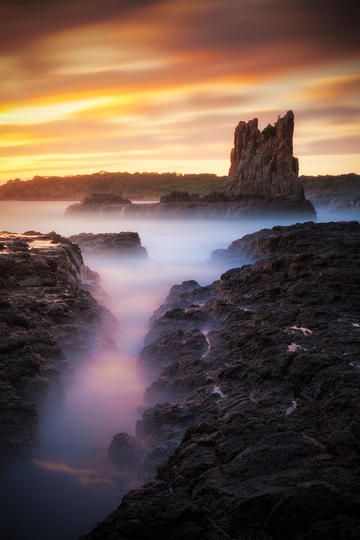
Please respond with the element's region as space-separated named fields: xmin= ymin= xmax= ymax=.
xmin=1 ymin=201 xmax=356 ymax=540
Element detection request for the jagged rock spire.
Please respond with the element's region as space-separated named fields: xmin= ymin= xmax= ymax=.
xmin=226 ymin=110 xmax=305 ymax=200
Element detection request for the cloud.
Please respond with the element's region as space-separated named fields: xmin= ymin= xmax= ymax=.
xmin=300 ymin=74 xmax=360 ymax=101
xmin=0 ymin=0 xmax=167 ymax=52
xmin=299 ymin=134 xmax=360 ymax=156
xmin=0 ymin=0 xmax=359 ymax=179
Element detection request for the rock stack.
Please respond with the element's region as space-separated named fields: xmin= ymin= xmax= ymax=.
xmin=226 ymin=110 xmax=304 ymax=199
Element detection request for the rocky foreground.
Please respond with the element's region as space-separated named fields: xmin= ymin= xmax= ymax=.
xmin=0 ymin=231 xmax=114 ymax=456
xmin=83 ymin=221 xmax=360 ymax=540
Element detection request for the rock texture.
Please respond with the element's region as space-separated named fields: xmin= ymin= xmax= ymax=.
xmin=66 ymin=194 xmax=132 ymax=214
xmin=0 ymin=231 xmax=114 ymax=457
xmin=108 ymin=433 xmax=145 ymax=469
xmin=302 ymin=174 xmax=360 ymax=216
xmin=82 ymin=221 xmax=360 ymax=540
xmin=66 ymin=191 xmax=315 ymax=220
xmin=307 ymin=193 xmax=360 ymax=215
xmin=68 ymin=232 xmax=147 ymax=257
xmin=226 ymin=111 xmax=301 ymax=199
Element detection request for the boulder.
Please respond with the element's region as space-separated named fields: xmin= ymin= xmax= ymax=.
xmin=68 ymin=232 xmax=147 ymax=257
xmin=66 ymin=193 xmax=132 ymax=214
xmin=108 ymin=432 xmax=145 ymax=469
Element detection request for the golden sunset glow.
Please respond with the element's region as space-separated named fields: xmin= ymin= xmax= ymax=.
xmin=0 ymin=0 xmax=359 ymax=180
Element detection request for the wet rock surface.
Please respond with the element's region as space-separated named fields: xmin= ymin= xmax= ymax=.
xmin=82 ymin=221 xmax=360 ymax=540
xmin=0 ymin=231 xmax=114 ymax=457
xmin=66 ymin=193 xmax=132 ymax=214
xmin=68 ymin=232 xmax=147 ymax=256
xmin=108 ymin=433 xmax=145 ymax=469
xmin=156 ymin=190 xmax=315 ymax=220
xmin=66 ymin=190 xmax=315 ymax=221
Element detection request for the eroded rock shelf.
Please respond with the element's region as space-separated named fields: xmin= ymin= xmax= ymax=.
xmin=83 ymin=221 xmax=360 ymax=540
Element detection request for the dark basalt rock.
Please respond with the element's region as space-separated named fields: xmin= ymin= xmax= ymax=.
xmin=68 ymin=232 xmax=147 ymax=257
xmin=160 ymin=191 xmax=199 ymax=203
xmin=67 ymin=191 xmax=315 ymax=220
xmin=307 ymin=192 xmax=360 ymax=214
xmin=82 ymin=221 xmax=360 ymax=540
xmin=108 ymin=433 xmax=145 ymax=469
xmin=211 ymin=220 xmax=360 ymax=265
xmin=226 ymin=111 xmax=301 ymax=199
xmin=66 ymin=193 xmax=132 ymax=214
xmin=0 ymin=231 xmax=115 ymax=457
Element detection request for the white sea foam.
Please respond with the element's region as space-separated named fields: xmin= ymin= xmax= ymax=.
xmin=285 ymin=400 xmax=297 ymax=415
xmin=212 ymin=386 xmax=226 ymax=399
xmin=287 ymin=343 xmax=302 ymax=352
xmin=290 ymin=326 xmax=312 ymax=336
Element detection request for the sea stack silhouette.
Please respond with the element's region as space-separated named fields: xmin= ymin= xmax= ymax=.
xmin=225 ymin=110 xmax=311 ymax=203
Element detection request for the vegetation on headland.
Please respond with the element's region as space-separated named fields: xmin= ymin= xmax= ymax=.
xmin=0 ymin=171 xmax=359 ymax=201
xmin=301 ymin=173 xmax=360 ymax=194
xmin=0 ymin=171 xmax=224 ymax=201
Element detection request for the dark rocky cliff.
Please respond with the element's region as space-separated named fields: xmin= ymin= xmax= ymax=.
xmin=82 ymin=221 xmax=360 ymax=540
xmin=0 ymin=231 xmax=115 ymax=457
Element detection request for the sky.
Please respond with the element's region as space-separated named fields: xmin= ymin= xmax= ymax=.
xmin=0 ymin=0 xmax=359 ymax=181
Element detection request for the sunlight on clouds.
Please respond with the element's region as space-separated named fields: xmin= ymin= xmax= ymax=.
xmin=0 ymin=97 xmax=115 ymax=125
xmin=0 ymin=138 xmax=59 ymax=148
xmin=298 ymin=74 xmax=360 ymax=101
xmin=54 ymin=58 xmax=170 ymax=76
xmin=0 ymin=0 xmax=359 ymax=178
xmin=0 ymin=131 xmax=61 ymax=148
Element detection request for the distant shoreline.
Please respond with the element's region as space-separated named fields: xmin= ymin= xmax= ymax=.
xmin=0 ymin=173 xmax=359 ymax=202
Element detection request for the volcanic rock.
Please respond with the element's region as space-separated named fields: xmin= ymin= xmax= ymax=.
xmin=66 ymin=194 xmax=132 ymax=214
xmin=68 ymin=232 xmax=147 ymax=257
xmin=226 ymin=111 xmax=301 ymax=198
xmin=0 ymin=231 xmax=115 ymax=457
xmin=307 ymin=192 xmax=360 ymax=214
xmin=108 ymin=433 xmax=145 ymax=469
xmin=160 ymin=191 xmax=198 ymax=203
xmin=82 ymin=221 xmax=360 ymax=540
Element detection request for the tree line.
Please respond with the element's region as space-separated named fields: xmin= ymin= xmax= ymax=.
xmin=0 ymin=171 xmax=358 ymax=200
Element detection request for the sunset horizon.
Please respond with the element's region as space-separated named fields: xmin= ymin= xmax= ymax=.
xmin=1 ymin=0 xmax=359 ymax=182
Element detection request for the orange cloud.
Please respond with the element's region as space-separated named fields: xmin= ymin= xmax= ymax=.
xmin=299 ymin=74 xmax=360 ymax=101
xmin=0 ymin=0 xmax=359 ymax=180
